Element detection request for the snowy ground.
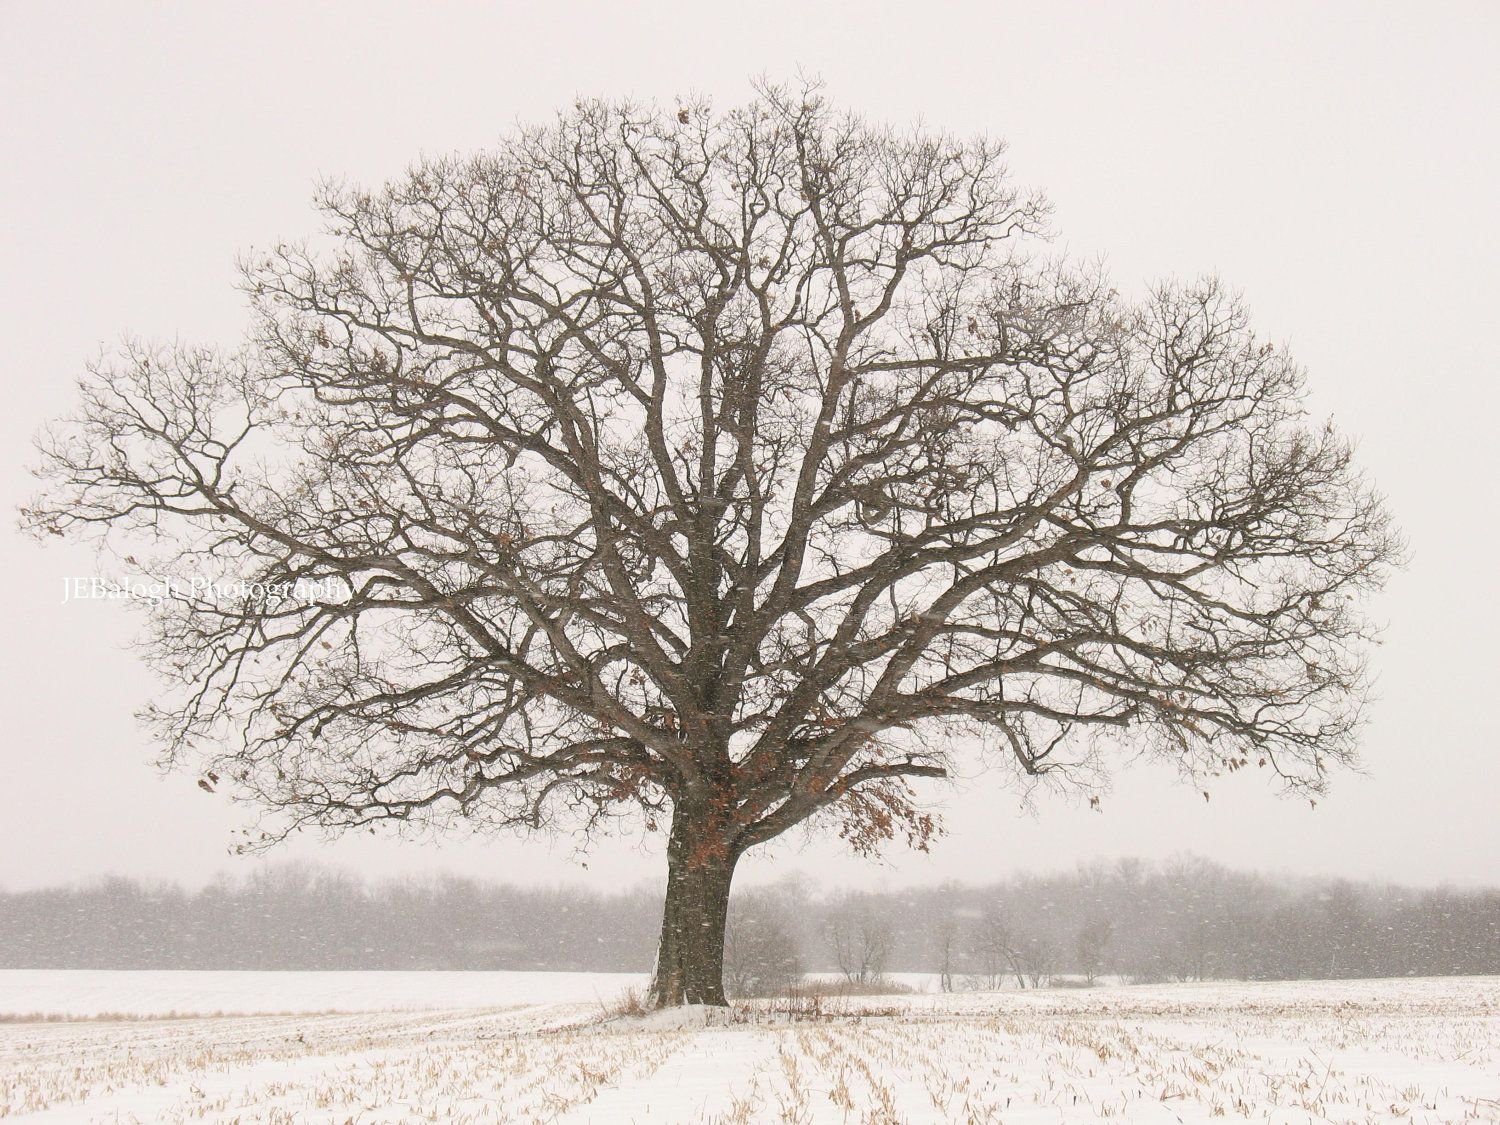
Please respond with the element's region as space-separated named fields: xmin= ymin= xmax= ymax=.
xmin=0 ymin=970 xmax=647 ymax=1020
xmin=2 ymin=972 xmax=1498 ymax=1123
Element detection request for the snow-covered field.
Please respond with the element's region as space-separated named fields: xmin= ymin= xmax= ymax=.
xmin=2 ymin=972 xmax=1497 ymax=1123
xmin=0 ymin=970 xmax=647 ymax=1020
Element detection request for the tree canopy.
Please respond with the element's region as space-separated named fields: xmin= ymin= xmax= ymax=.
xmin=24 ymin=83 xmax=1399 ymax=1005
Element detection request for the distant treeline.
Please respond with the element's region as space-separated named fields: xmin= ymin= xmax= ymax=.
xmin=2 ymin=856 xmax=1496 ymax=982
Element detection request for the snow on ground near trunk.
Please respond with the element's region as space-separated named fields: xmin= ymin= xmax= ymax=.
xmin=623 ymin=1002 xmax=737 ymax=1030
xmin=0 ymin=969 xmax=647 ymax=1018
xmin=2 ymin=975 xmax=1498 ymax=1123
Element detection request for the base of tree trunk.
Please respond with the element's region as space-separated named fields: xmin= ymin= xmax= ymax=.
xmin=648 ymin=802 xmax=737 ymax=1008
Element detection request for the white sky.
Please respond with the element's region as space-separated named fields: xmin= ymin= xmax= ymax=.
xmin=2 ymin=0 xmax=1495 ymax=894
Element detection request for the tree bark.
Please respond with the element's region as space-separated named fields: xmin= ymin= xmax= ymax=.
xmin=649 ymin=796 xmax=738 ymax=1008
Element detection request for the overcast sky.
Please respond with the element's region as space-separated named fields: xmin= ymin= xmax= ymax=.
xmin=2 ymin=0 xmax=1495 ymax=895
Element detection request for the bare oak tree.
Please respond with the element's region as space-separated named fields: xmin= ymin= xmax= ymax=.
xmin=23 ymin=83 xmax=1398 ymax=1007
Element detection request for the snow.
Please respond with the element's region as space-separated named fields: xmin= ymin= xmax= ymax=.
xmin=621 ymin=1002 xmax=735 ymax=1030
xmin=0 ymin=969 xmax=646 ymax=1018
xmin=2 ymin=972 xmax=1498 ymax=1122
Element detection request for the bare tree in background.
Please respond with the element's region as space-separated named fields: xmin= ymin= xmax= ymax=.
xmin=825 ymin=896 xmax=892 ymax=986
xmin=23 ymin=81 xmax=1399 ymax=1007
xmin=723 ymin=889 xmax=802 ymax=998
xmin=971 ymin=903 xmax=1016 ymax=990
xmin=932 ymin=910 xmax=960 ymax=992
xmin=1014 ymin=934 xmax=1056 ymax=989
xmin=1075 ymin=916 xmax=1114 ymax=985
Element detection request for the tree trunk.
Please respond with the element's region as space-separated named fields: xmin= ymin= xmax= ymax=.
xmin=649 ymin=797 xmax=738 ymax=1008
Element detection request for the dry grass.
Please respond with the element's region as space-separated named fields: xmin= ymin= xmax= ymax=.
xmin=788 ymin=976 xmax=917 ymax=999
xmin=595 ymin=986 xmax=649 ymax=1020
